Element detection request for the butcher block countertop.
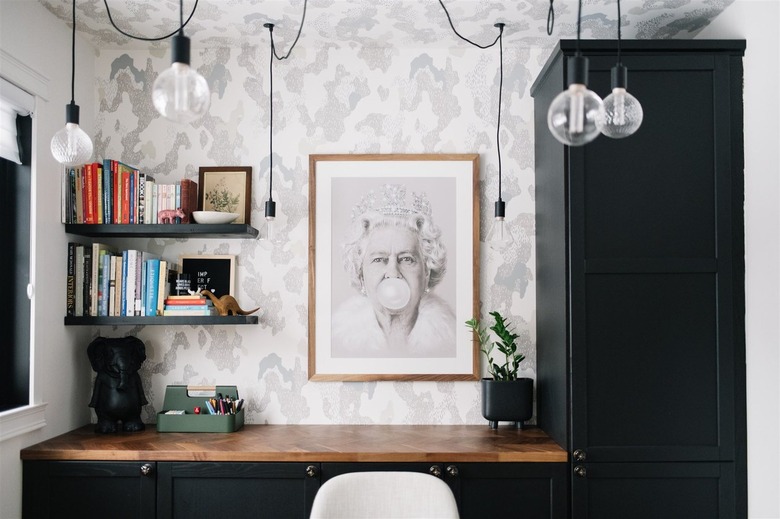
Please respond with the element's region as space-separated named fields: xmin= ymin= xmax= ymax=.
xmin=21 ymin=424 xmax=568 ymax=463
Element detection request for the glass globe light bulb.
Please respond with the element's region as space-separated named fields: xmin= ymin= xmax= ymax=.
xmin=547 ymin=83 xmax=604 ymax=147
xmin=259 ymin=200 xmax=284 ymax=249
xmin=51 ymin=103 xmax=93 ymax=166
xmin=152 ymin=35 xmax=210 ymax=123
xmin=487 ymin=216 xmax=513 ymax=251
xmin=599 ymin=65 xmax=643 ymax=139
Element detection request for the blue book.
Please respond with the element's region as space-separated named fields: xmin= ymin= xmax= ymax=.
xmin=99 ymin=252 xmax=111 ymax=316
xmin=174 ymin=184 xmax=182 ymax=223
xmin=145 ymin=259 xmax=160 ymax=317
xmin=120 ymin=250 xmax=128 ymax=316
xmin=102 ymin=159 xmax=112 ymax=224
xmin=128 ymin=169 xmax=135 ymax=224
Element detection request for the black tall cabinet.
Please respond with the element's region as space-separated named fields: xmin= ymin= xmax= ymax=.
xmin=531 ymin=40 xmax=746 ymax=518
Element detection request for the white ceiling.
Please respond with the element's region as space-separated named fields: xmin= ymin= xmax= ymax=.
xmin=38 ymin=0 xmax=735 ymax=51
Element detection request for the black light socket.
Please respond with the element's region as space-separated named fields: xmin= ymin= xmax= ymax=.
xmin=568 ymin=55 xmax=590 ymax=86
xmin=171 ymin=33 xmax=191 ymax=66
xmin=65 ymin=102 xmax=80 ymax=124
xmin=494 ymin=199 xmax=506 ymax=219
xmin=265 ymin=199 xmax=276 ymax=219
xmin=611 ymin=64 xmax=628 ymax=89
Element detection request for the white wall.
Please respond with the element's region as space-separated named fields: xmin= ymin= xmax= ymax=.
xmin=0 ymin=2 xmax=94 ymax=518
xmin=697 ymin=1 xmax=780 ymax=517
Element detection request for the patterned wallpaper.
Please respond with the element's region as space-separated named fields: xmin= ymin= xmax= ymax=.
xmin=83 ymin=0 xmax=732 ymax=425
xmin=92 ymin=41 xmax=545 ymax=425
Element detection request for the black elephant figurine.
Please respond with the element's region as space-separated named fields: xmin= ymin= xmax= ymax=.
xmin=87 ymin=336 xmax=148 ymax=433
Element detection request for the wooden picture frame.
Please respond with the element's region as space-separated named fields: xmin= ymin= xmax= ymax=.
xmin=308 ymin=154 xmax=480 ymax=381
xmin=198 ymin=166 xmax=252 ymax=225
xmin=179 ymin=254 xmax=236 ymax=298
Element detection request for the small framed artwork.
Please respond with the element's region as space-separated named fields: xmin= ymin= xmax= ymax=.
xmin=198 ymin=166 xmax=252 ymax=224
xmin=179 ymin=254 xmax=236 ymax=298
xmin=308 ymin=153 xmax=480 ymax=381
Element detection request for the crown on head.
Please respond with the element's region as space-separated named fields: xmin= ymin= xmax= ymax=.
xmin=351 ymin=184 xmax=432 ymax=222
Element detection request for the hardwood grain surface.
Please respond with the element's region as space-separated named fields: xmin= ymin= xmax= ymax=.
xmin=21 ymin=425 xmax=567 ymax=463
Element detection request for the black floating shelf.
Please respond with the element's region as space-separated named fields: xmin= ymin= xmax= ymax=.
xmin=64 ymin=223 xmax=259 ymax=239
xmin=64 ymin=315 xmax=259 ymax=326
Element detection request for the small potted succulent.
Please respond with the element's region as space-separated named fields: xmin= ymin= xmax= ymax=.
xmin=466 ymin=311 xmax=533 ymax=429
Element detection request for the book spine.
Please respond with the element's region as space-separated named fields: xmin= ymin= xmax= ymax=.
xmin=138 ymin=171 xmax=146 ymax=224
xmin=83 ymin=248 xmax=92 ymax=315
xmin=129 ymin=169 xmax=136 ymax=225
xmin=69 ymin=168 xmax=77 ymax=224
xmin=113 ymin=161 xmax=121 ymax=224
xmin=76 ymin=165 xmax=84 ymax=223
xmin=66 ymin=242 xmax=76 ymax=316
xmin=96 ymin=163 xmax=104 ymax=224
xmin=134 ymin=251 xmax=142 ymax=315
xmin=124 ymin=250 xmax=136 ymax=317
xmin=99 ymin=252 xmax=111 ymax=317
xmin=145 ymin=259 xmax=160 ymax=317
xmin=61 ymin=166 xmax=67 ymax=224
xmin=90 ymin=243 xmax=100 ymax=316
xmin=122 ymin=168 xmax=130 ymax=224
xmin=74 ymin=244 xmax=84 ymax=316
xmin=103 ymin=159 xmax=112 ymax=225
xmin=85 ymin=162 xmax=96 ymax=224
xmin=157 ymin=260 xmax=169 ymax=316
xmin=121 ymin=251 xmax=128 ymax=316
xmin=114 ymin=255 xmax=123 ymax=316
xmin=163 ymin=304 xmax=211 ymax=310
xmin=108 ymin=255 xmax=117 ymax=317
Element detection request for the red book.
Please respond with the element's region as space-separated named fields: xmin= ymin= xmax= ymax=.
xmin=112 ymin=160 xmax=120 ymax=224
xmin=179 ymin=179 xmax=198 ymax=223
xmin=84 ymin=162 xmax=95 ymax=224
xmin=164 ymin=299 xmax=208 ymax=306
xmin=121 ymin=167 xmax=131 ymax=224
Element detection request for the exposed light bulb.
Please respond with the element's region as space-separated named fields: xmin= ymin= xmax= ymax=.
xmin=547 ymin=56 xmax=604 ymax=147
xmin=152 ymin=34 xmax=210 ymax=123
xmin=486 ymin=200 xmax=514 ymax=252
xmin=259 ymin=200 xmax=284 ymax=249
xmin=599 ymin=65 xmax=643 ymax=139
xmin=51 ymin=103 xmax=93 ymax=166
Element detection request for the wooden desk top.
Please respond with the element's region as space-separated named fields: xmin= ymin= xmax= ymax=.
xmin=21 ymin=424 xmax=567 ymax=463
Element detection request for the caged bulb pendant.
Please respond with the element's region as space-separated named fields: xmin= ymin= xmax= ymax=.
xmin=600 ymin=64 xmax=643 ymax=138
xmin=547 ymin=55 xmax=604 ymax=146
xmin=152 ymin=33 xmax=210 ymax=123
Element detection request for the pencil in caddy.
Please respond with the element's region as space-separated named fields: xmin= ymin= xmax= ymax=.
xmin=156 ymin=385 xmax=244 ymax=432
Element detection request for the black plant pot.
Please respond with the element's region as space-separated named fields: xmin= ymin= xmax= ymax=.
xmin=481 ymin=377 xmax=534 ymax=429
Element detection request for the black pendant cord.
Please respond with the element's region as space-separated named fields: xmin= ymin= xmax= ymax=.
xmin=70 ymin=0 xmax=76 ymax=105
xmin=269 ymin=0 xmax=308 ymax=61
xmin=547 ymin=0 xmax=555 ymax=36
xmin=576 ymin=0 xmax=583 ymax=56
xmin=616 ymin=0 xmax=622 ymax=65
xmin=268 ymin=26 xmax=274 ymax=204
xmin=103 ymin=0 xmax=199 ymax=41
xmin=438 ymin=0 xmax=500 ymax=49
xmin=496 ymin=25 xmax=504 ymax=203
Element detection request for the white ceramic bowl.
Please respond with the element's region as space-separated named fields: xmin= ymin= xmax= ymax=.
xmin=192 ymin=211 xmax=239 ymax=224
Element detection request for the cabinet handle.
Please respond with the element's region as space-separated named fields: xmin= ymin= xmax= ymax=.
xmin=306 ymin=465 xmax=318 ymax=478
xmin=573 ymin=465 xmax=587 ymax=478
xmin=140 ymin=463 xmax=153 ymax=477
xmin=446 ymin=465 xmax=459 ymax=478
xmin=429 ymin=465 xmax=442 ymax=478
xmin=573 ymin=449 xmax=586 ymax=462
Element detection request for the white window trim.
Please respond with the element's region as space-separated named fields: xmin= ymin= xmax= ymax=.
xmin=0 ymin=403 xmax=47 ymax=442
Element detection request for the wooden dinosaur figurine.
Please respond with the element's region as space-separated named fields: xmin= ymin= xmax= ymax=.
xmin=201 ymin=290 xmax=260 ymax=316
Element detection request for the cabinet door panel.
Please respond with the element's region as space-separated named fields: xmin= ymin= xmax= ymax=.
xmin=157 ymin=462 xmax=319 ymax=519
xmin=572 ymin=462 xmax=735 ymax=519
xmin=23 ymin=461 xmax=156 ymax=519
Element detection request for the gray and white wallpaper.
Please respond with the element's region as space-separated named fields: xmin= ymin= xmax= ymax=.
xmin=60 ymin=0 xmax=731 ymax=425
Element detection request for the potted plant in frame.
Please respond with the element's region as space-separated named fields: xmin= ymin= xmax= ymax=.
xmin=466 ymin=311 xmax=533 ymax=429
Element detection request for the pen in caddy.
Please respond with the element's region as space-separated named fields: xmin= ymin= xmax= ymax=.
xmin=157 ymin=385 xmax=245 ymax=432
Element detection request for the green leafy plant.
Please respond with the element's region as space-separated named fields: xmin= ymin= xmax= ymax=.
xmin=205 ymin=179 xmax=240 ymax=213
xmin=466 ymin=311 xmax=525 ymax=381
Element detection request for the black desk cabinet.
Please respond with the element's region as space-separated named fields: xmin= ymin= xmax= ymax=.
xmin=531 ymin=40 xmax=747 ymax=518
xmin=23 ymin=459 xmax=566 ymax=519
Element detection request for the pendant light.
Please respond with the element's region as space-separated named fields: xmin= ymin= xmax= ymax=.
xmin=484 ymin=23 xmax=515 ymax=252
xmin=152 ymin=0 xmax=210 ymax=123
xmin=546 ymin=0 xmax=604 ymax=146
xmin=598 ymin=0 xmax=643 ymax=138
xmin=258 ymin=1 xmax=307 ymax=247
xmin=259 ymin=23 xmax=280 ymax=247
xmin=50 ymin=0 xmax=93 ymax=166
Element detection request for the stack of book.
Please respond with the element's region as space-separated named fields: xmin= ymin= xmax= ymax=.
xmin=65 ymin=243 xmax=177 ymax=317
xmin=61 ymin=160 xmax=198 ymax=225
xmin=162 ymin=294 xmax=216 ymax=316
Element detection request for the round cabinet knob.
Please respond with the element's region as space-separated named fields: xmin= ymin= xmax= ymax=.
xmin=429 ymin=465 xmax=442 ymax=478
xmin=306 ymin=465 xmax=318 ymax=478
xmin=140 ymin=463 xmax=153 ymax=476
xmin=573 ymin=465 xmax=587 ymax=478
xmin=573 ymin=449 xmax=587 ymax=462
xmin=446 ymin=465 xmax=459 ymax=478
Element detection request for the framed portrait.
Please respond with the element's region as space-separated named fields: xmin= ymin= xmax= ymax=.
xmin=308 ymin=154 xmax=480 ymax=381
xmin=198 ymin=166 xmax=252 ymax=224
xmin=179 ymin=254 xmax=236 ymax=298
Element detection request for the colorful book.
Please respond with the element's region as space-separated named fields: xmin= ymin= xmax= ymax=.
xmin=96 ymin=163 xmax=103 ymax=224
xmin=144 ymin=258 xmax=160 ymax=317
xmin=66 ymin=242 xmax=76 ymax=316
xmin=103 ymin=159 xmax=113 ymax=225
xmin=113 ymin=255 xmax=123 ymax=316
xmin=91 ymin=243 xmax=115 ymax=316
xmin=74 ymin=244 xmax=85 ymax=316
xmin=180 ymin=178 xmax=198 ymax=223
xmin=162 ymin=308 xmax=216 ymax=316
xmin=120 ymin=164 xmax=131 ymax=224
xmin=99 ymin=251 xmax=112 ymax=316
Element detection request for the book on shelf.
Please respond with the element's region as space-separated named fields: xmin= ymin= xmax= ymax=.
xmin=162 ymin=308 xmax=217 ymax=316
xmin=113 ymin=255 xmax=123 ymax=316
xmin=66 ymin=242 xmax=76 ymax=316
xmin=91 ymin=243 xmax=116 ymax=317
xmin=164 ymin=298 xmax=211 ymax=306
xmin=74 ymin=244 xmax=85 ymax=316
xmin=163 ymin=304 xmax=213 ymax=311
xmin=180 ymin=178 xmax=198 ymax=223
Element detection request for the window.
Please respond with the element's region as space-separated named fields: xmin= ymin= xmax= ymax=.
xmin=0 ymin=78 xmax=33 ymax=412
